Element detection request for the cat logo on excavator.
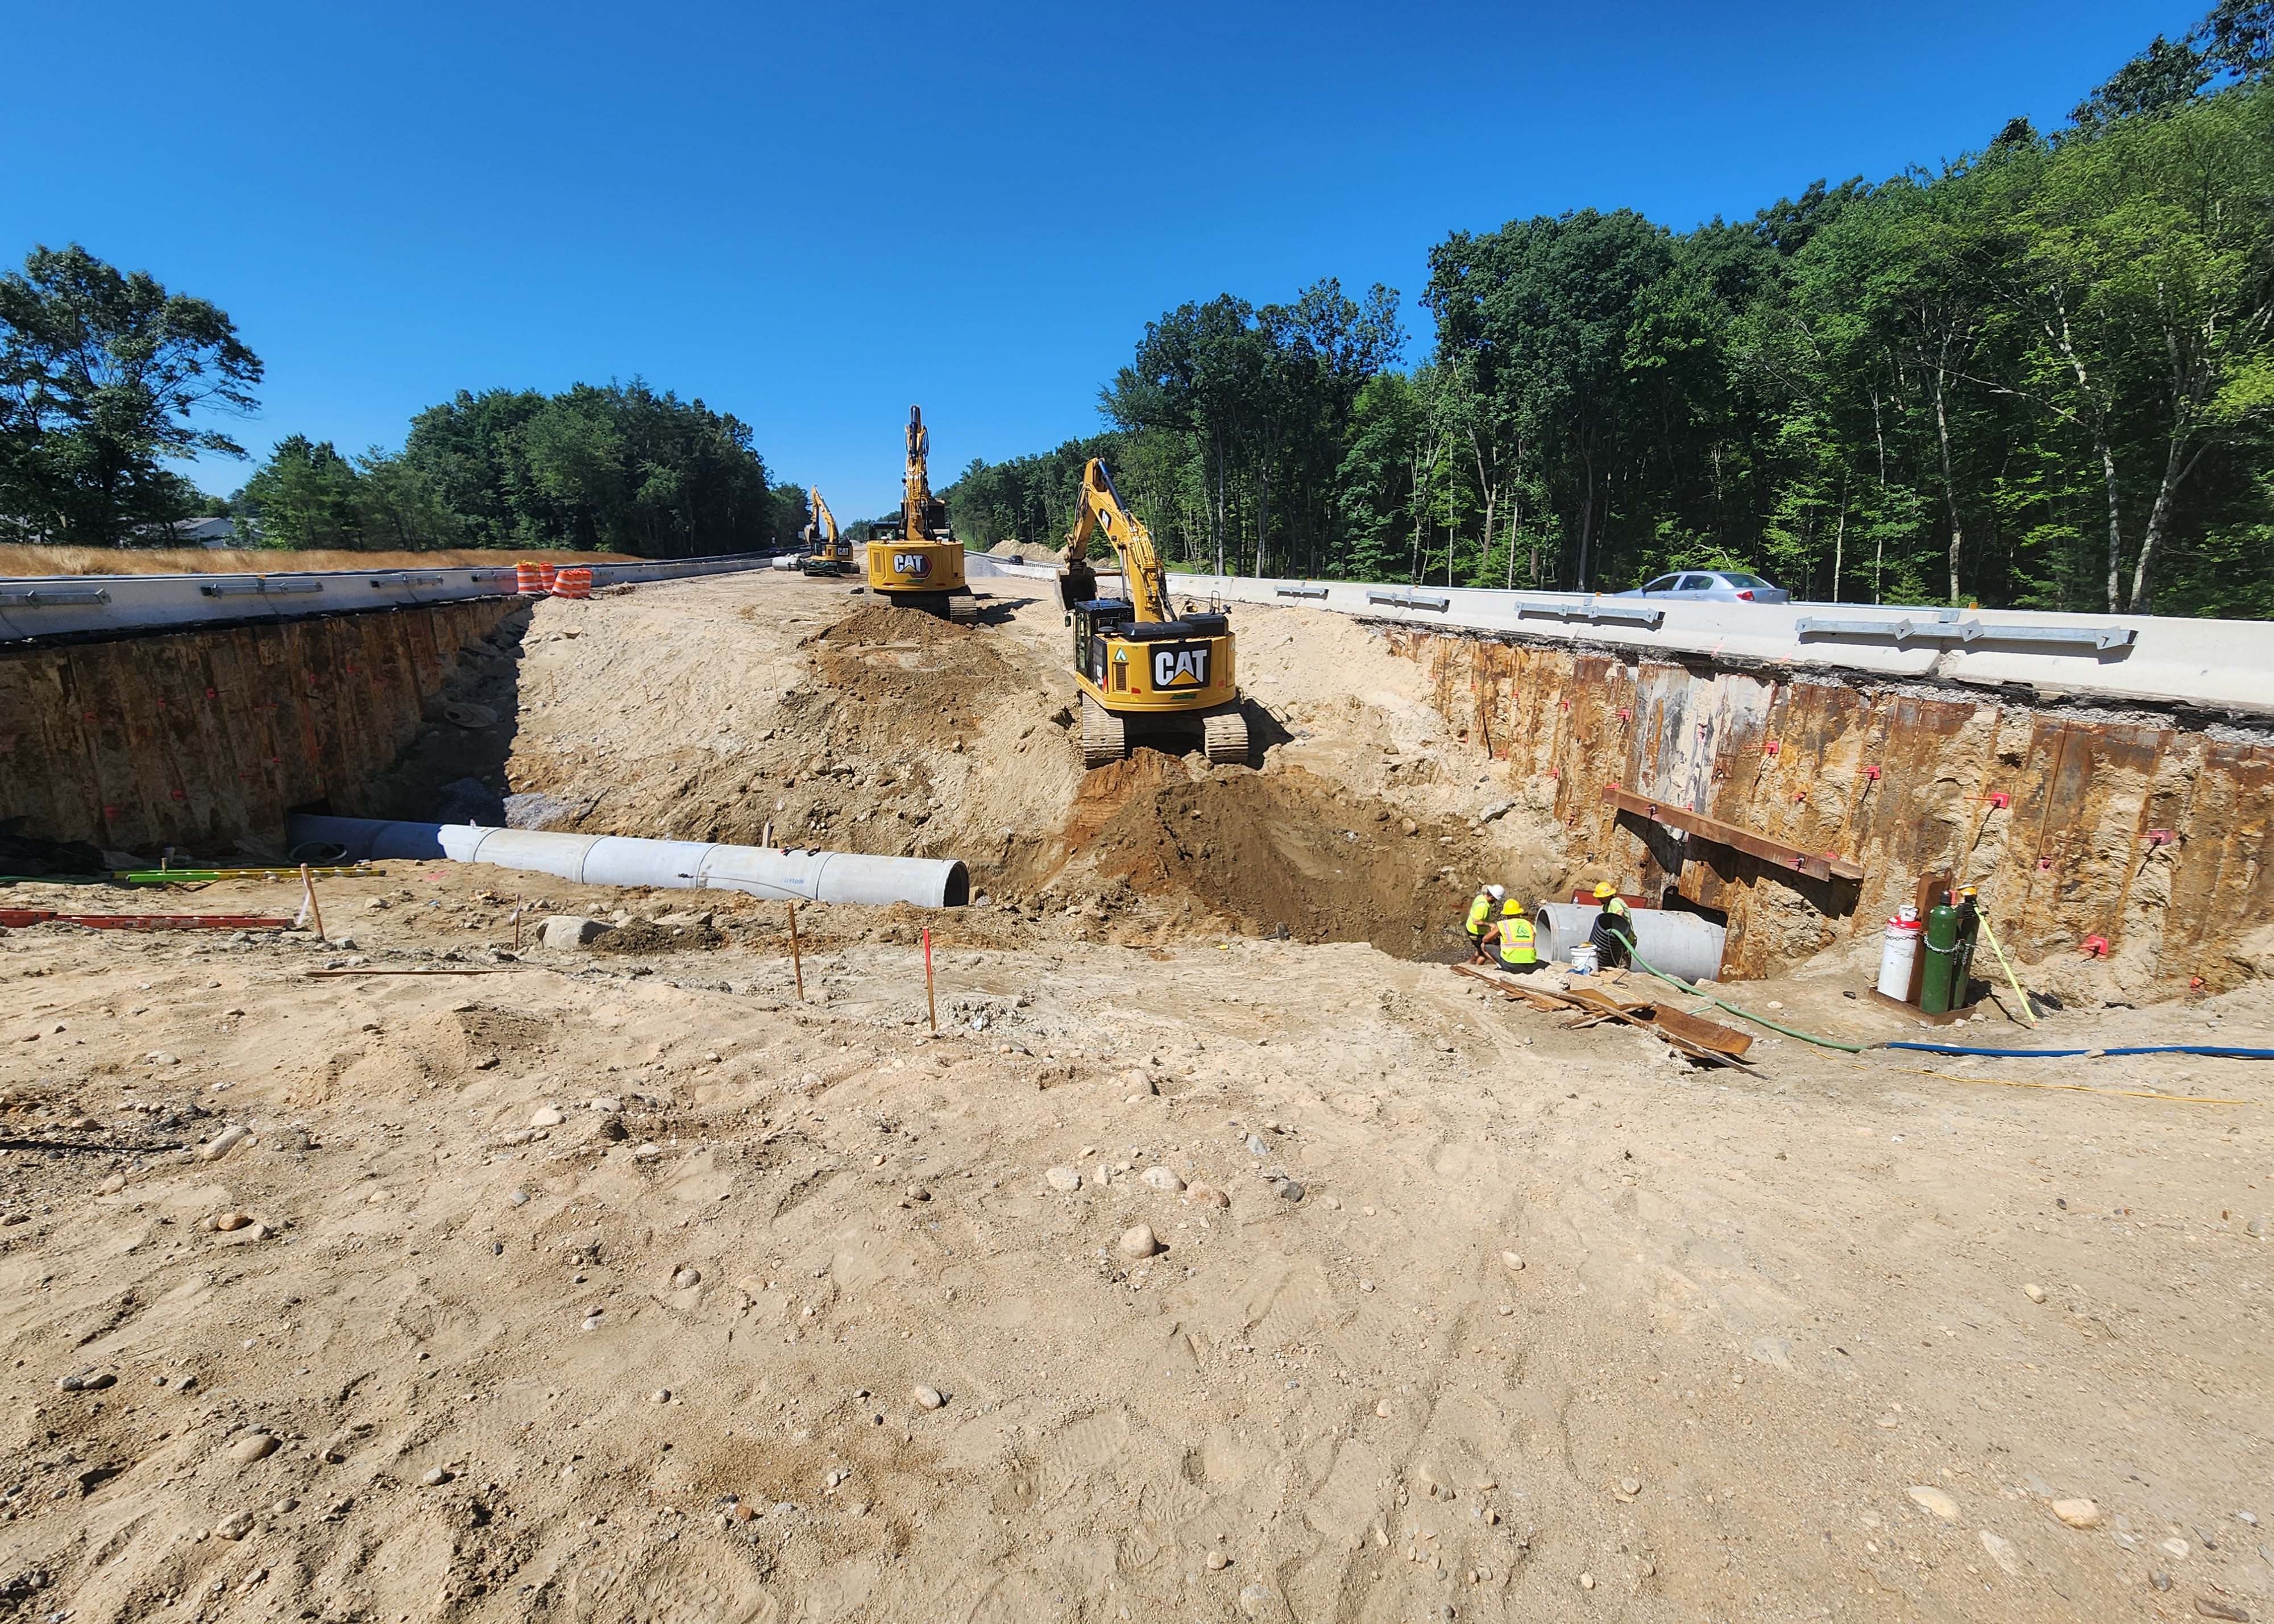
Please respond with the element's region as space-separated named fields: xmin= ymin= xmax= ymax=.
xmin=893 ymin=552 xmax=932 ymax=578
xmin=1152 ymin=645 xmax=1209 ymax=687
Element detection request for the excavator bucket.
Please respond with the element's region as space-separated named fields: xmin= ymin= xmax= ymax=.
xmin=1056 ymin=558 xmax=1096 ymax=611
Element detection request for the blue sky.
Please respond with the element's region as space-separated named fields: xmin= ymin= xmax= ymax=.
xmin=1 ymin=0 xmax=2195 ymax=520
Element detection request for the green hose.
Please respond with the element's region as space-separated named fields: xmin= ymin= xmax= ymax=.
xmin=1609 ymin=930 xmax=1869 ymax=1054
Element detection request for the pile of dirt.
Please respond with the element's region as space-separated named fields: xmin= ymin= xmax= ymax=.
xmin=805 ymin=602 xmax=971 ymax=647
xmin=1076 ymin=760 xmax=1488 ymax=958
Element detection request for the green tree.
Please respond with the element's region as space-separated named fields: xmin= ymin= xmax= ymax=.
xmin=0 ymin=243 xmax=261 ymax=544
xmin=238 ymin=435 xmax=363 ymax=549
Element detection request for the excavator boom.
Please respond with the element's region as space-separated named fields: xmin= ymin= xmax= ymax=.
xmin=1061 ymin=459 xmax=1170 ymax=622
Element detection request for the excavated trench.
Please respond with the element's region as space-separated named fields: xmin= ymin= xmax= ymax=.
xmin=27 ymin=570 xmax=2253 ymax=999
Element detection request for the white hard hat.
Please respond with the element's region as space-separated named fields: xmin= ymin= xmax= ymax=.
xmin=1486 ymin=884 xmax=1505 ymax=899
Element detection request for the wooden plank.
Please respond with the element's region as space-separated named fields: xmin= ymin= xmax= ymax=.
xmin=1647 ymin=1003 xmax=1755 ymax=1059
xmin=1601 ymin=783 xmax=1865 ymax=882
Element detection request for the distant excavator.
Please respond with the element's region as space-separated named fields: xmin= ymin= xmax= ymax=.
xmin=1057 ymin=458 xmax=1247 ymax=768
xmin=799 ymin=487 xmax=852 ymax=575
xmin=865 ymin=405 xmax=977 ymax=622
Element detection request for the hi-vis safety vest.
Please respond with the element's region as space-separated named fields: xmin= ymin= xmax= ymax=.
xmin=1497 ymin=917 xmax=1537 ymax=966
xmin=1466 ymin=894 xmax=1492 ymax=937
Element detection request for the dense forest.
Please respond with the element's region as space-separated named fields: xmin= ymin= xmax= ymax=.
xmin=948 ymin=3 xmax=2274 ymax=615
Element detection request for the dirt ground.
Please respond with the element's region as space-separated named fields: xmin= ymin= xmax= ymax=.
xmin=2 ymin=568 xmax=2269 ymax=1624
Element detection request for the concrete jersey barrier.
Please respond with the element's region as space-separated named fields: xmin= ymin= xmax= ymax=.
xmin=0 ymin=553 xmax=783 ymax=644
xmin=966 ymin=554 xmax=2274 ymax=717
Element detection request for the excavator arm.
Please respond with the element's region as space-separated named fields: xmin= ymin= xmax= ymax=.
xmin=1059 ymin=459 xmax=1171 ymax=622
xmin=810 ymin=488 xmax=838 ymax=549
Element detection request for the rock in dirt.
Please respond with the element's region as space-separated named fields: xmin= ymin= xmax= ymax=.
xmin=1206 ymin=1550 xmax=1229 ymax=1571
xmin=1186 ymin=1183 xmax=1229 ymax=1208
xmin=905 ymin=1183 xmax=932 ymax=1202
xmin=1142 ymin=1166 xmax=1184 ymax=1193
xmin=672 ymin=1267 xmax=702 ymax=1290
xmin=421 ymin=1467 xmax=453 ymax=1486
xmin=1274 ymin=1178 xmax=1305 ymax=1201
xmin=2193 ymin=1601 xmax=2248 ymax=1621
xmin=1246 ymin=1135 xmax=1269 ymax=1157
xmin=2023 ymin=1282 xmax=2047 ymax=1303
xmin=1980 ymin=1529 xmax=2022 ymax=1574
xmin=198 ymin=1124 xmax=249 ymax=1162
xmin=214 ymin=1511 xmax=255 ymax=1540
xmin=540 ymin=916 xmax=612 ymax=949
xmin=530 ymin=1106 xmax=565 ymax=1128
xmin=227 ymin=1433 xmax=279 ymax=1465
xmin=1908 ymin=1485 xmax=1960 ymax=1521
xmin=1238 ymin=1581 xmax=1274 ymax=1618
xmin=2052 ymin=1498 xmax=2103 ymax=1529
xmin=1120 ymin=1224 xmax=1161 ymax=1259
xmin=914 ymin=1385 xmax=944 ymax=1410
xmin=213 ymin=1211 xmax=251 ymax=1232
xmin=1044 ymin=1166 xmax=1082 ymax=1193
xmin=96 ymin=1173 xmax=126 ymax=1195
xmin=56 ymin=1369 xmax=115 ymax=1392
xmin=1501 ymin=1250 xmax=1525 ymax=1275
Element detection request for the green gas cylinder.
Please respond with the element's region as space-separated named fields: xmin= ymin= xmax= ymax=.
xmin=1920 ymin=902 xmax=1963 ymax=1014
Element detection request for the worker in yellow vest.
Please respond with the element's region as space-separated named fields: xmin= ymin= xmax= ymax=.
xmin=1590 ymin=880 xmax=1634 ymax=967
xmin=1485 ymin=896 xmax=1537 ymax=973
xmin=1464 ymin=884 xmax=1504 ymax=962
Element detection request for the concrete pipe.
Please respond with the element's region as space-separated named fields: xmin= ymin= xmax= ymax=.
xmin=1530 ymin=901 xmax=1726 ymax=983
xmin=288 ymin=816 xmax=969 ymax=909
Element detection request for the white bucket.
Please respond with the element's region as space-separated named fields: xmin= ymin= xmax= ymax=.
xmin=1568 ymin=942 xmax=1601 ymax=975
xmin=1876 ymin=917 xmax=1922 ymax=1000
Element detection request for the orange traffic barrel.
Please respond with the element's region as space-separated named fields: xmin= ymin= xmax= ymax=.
xmin=551 ymin=566 xmax=592 ymax=600
xmin=515 ymin=560 xmax=545 ymax=595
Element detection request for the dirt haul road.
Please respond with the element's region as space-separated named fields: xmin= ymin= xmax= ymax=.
xmin=0 ymin=570 xmax=2268 ymax=1624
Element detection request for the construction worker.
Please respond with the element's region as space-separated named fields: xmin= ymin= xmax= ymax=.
xmin=1485 ymin=896 xmax=1537 ymax=974
xmin=1464 ymin=884 xmax=1505 ymax=963
xmin=1588 ymin=880 xmax=1634 ymax=969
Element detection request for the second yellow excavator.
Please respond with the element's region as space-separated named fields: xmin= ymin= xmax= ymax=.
xmin=865 ymin=405 xmax=976 ymax=622
xmin=1057 ymin=458 xmax=1247 ymax=767
xmin=799 ymin=487 xmax=852 ymax=575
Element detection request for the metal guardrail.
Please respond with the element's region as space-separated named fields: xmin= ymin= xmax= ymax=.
xmin=0 ymin=553 xmax=779 ymax=643
xmin=1796 ymin=609 xmax=2137 ymax=651
xmin=964 ymin=553 xmax=2272 ymax=715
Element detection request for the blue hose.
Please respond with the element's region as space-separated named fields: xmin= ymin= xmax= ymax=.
xmin=1886 ymin=1042 xmax=2274 ymax=1060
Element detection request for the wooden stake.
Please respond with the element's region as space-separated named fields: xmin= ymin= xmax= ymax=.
xmin=923 ymin=925 xmax=937 ymax=1035
xmin=298 ymin=863 xmax=326 ymax=941
xmin=513 ymin=894 xmax=523 ymax=952
xmin=786 ymin=902 xmax=803 ymax=1000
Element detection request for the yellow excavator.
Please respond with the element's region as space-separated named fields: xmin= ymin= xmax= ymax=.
xmin=799 ymin=487 xmax=853 ymax=575
xmin=864 ymin=405 xmax=976 ymax=622
xmin=1057 ymin=458 xmax=1247 ymax=768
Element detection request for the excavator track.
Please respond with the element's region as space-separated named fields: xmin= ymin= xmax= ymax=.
xmin=1081 ymin=694 xmax=1127 ymax=769
xmin=1202 ymin=706 xmax=1250 ymax=766
xmin=945 ymin=593 xmax=979 ymax=625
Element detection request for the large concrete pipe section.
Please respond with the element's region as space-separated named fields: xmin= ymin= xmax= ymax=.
xmin=288 ymin=816 xmax=969 ymax=908
xmin=1530 ymin=902 xmax=1727 ymax=983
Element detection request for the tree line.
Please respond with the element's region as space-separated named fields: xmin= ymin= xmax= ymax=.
xmin=947 ymin=3 xmax=2274 ymax=616
xmin=240 ymin=385 xmax=806 ymax=556
xmin=1 ymin=246 xmax=804 ymax=556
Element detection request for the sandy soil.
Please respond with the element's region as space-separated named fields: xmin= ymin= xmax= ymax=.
xmin=2 ymin=570 xmax=2269 ymax=1624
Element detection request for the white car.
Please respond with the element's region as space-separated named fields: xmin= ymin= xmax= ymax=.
xmin=1613 ymin=569 xmax=1790 ymax=604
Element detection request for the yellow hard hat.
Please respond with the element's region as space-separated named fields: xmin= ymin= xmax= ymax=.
xmin=1593 ymin=882 xmax=1616 ymax=900
xmin=1501 ymin=898 xmax=1525 ymax=916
